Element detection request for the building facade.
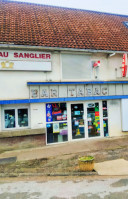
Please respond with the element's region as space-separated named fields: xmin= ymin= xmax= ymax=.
xmin=0 ymin=1 xmax=128 ymax=147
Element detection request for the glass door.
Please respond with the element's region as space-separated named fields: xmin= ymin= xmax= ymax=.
xmin=71 ymin=104 xmax=85 ymax=140
xmin=87 ymin=102 xmax=101 ymax=137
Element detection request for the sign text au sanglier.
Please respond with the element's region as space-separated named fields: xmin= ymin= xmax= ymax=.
xmin=0 ymin=51 xmax=51 ymax=60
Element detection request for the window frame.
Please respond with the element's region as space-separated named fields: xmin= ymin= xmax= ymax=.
xmin=2 ymin=105 xmax=30 ymax=130
xmin=46 ymin=102 xmax=68 ymax=145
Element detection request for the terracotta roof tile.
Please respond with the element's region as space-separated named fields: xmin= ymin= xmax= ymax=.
xmin=0 ymin=0 xmax=128 ymax=51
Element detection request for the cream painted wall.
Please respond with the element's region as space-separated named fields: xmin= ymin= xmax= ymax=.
xmin=91 ymin=53 xmax=122 ymax=80
xmin=30 ymin=103 xmax=46 ymax=129
xmin=0 ymin=71 xmax=44 ymax=99
xmin=0 ymin=53 xmax=61 ymax=100
xmin=107 ymin=54 xmax=122 ymax=79
xmin=0 ymin=105 xmax=1 ymax=131
xmin=0 ymin=50 xmax=127 ymax=139
xmin=0 ymin=51 xmax=124 ymax=100
xmin=46 ymin=53 xmax=61 ymax=81
xmin=108 ymin=99 xmax=122 ymax=137
xmin=92 ymin=53 xmax=108 ymax=80
xmin=60 ymin=52 xmax=123 ymax=81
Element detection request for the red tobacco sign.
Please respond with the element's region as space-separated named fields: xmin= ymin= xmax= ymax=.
xmin=122 ymin=54 xmax=127 ymax=77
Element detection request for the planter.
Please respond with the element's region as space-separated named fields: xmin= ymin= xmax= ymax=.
xmin=78 ymin=156 xmax=94 ymax=171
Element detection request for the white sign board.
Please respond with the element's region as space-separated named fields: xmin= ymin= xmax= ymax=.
xmin=0 ymin=50 xmax=52 ymax=71
xmin=0 ymin=61 xmax=51 ymax=71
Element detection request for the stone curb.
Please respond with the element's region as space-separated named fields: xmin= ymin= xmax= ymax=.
xmin=0 ymin=171 xmax=98 ymax=178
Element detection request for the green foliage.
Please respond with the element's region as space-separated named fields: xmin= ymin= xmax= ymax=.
xmin=78 ymin=156 xmax=94 ymax=162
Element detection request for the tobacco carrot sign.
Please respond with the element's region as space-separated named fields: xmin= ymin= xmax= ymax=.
xmin=122 ymin=54 xmax=127 ymax=77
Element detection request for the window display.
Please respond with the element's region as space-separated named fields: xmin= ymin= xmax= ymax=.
xmin=4 ymin=107 xmax=29 ymax=129
xmin=47 ymin=122 xmax=68 ymax=144
xmin=46 ymin=103 xmax=68 ymax=144
xmin=87 ymin=103 xmax=100 ymax=137
xmin=4 ymin=109 xmax=15 ymax=128
xmin=71 ymin=104 xmax=85 ymax=139
xmin=46 ymin=103 xmax=67 ymax=122
xmin=46 ymin=101 xmax=108 ymax=144
xmin=18 ymin=109 xmax=28 ymax=127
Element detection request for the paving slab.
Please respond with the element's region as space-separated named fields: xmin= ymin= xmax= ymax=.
xmin=94 ymin=159 xmax=128 ymax=175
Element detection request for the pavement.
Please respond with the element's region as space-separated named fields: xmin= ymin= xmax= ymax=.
xmin=0 ymin=177 xmax=128 ymax=199
xmin=0 ymin=135 xmax=127 ymax=161
xmin=0 ymin=135 xmax=128 ymax=176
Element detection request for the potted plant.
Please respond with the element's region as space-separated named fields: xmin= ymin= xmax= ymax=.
xmin=78 ymin=156 xmax=94 ymax=171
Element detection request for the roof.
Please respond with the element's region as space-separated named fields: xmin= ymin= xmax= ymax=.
xmin=0 ymin=0 xmax=128 ymax=52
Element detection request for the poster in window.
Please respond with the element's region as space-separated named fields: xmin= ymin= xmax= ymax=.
xmin=46 ymin=103 xmax=67 ymax=122
xmin=46 ymin=103 xmax=52 ymax=122
xmin=59 ymin=123 xmax=68 ymax=135
xmin=53 ymin=123 xmax=60 ymax=133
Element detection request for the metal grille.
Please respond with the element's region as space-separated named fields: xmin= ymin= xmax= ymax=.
xmin=62 ymin=54 xmax=92 ymax=80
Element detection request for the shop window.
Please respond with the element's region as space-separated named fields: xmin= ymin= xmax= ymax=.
xmin=87 ymin=102 xmax=100 ymax=137
xmin=46 ymin=103 xmax=67 ymax=122
xmin=5 ymin=109 xmax=15 ymax=128
xmin=18 ymin=109 xmax=28 ymax=127
xmin=47 ymin=122 xmax=68 ymax=144
xmin=102 ymin=101 xmax=108 ymax=137
xmin=46 ymin=103 xmax=68 ymax=144
xmin=4 ymin=108 xmax=29 ymax=129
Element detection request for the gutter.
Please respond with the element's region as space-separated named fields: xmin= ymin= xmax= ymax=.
xmin=0 ymin=44 xmax=127 ymax=54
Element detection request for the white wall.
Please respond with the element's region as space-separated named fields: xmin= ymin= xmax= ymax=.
xmin=107 ymin=54 xmax=122 ymax=79
xmin=60 ymin=52 xmax=123 ymax=81
xmin=121 ymin=99 xmax=128 ymax=131
xmin=0 ymin=105 xmax=1 ymax=131
xmin=92 ymin=53 xmax=108 ymax=80
xmin=0 ymin=51 xmax=124 ymax=100
xmin=91 ymin=53 xmax=122 ymax=80
xmin=30 ymin=103 xmax=46 ymax=129
xmin=108 ymin=99 xmax=122 ymax=137
xmin=0 ymin=50 xmax=126 ymax=138
xmin=46 ymin=53 xmax=61 ymax=81
xmin=0 ymin=53 xmax=61 ymax=100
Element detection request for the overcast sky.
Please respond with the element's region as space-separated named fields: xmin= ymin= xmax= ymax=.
xmin=12 ymin=0 xmax=128 ymax=15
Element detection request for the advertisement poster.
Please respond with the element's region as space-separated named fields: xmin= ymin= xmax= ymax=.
xmin=60 ymin=123 xmax=68 ymax=135
xmin=95 ymin=106 xmax=100 ymax=133
xmin=46 ymin=103 xmax=67 ymax=122
xmin=46 ymin=104 xmax=52 ymax=122
xmin=53 ymin=123 xmax=60 ymax=133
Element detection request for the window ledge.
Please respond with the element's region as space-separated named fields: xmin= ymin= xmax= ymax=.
xmin=0 ymin=128 xmax=46 ymax=138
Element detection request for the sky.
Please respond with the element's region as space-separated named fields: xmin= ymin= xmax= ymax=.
xmin=12 ymin=0 xmax=128 ymax=15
